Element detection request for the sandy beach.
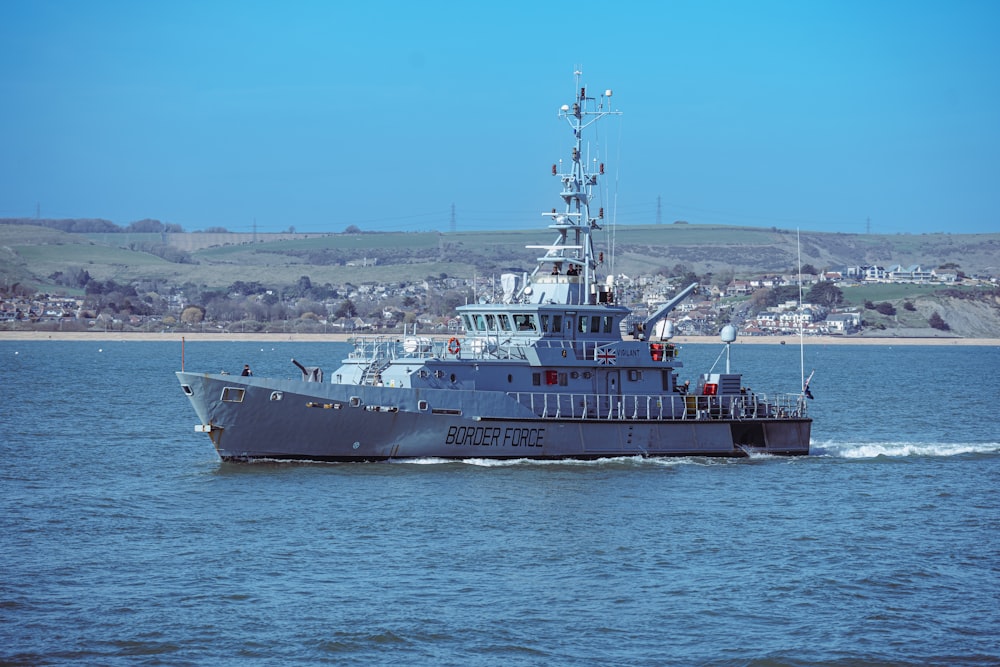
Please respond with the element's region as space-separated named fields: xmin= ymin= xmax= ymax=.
xmin=2 ymin=331 xmax=998 ymax=346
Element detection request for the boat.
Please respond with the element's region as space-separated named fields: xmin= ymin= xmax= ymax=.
xmin=176 ymin=72 xmax=812 ymax=461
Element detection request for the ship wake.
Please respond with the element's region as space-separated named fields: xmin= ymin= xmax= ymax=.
xmin=811 ymin=441 xmax=1000 ymax=459
xmin=394 ymin=456 xmax=743 ymax=468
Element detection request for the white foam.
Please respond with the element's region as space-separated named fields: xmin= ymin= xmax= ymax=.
xmin=743 ymin=449 xmax=779 ymax=460
xmin=390 ymin=457 xmax=453 ymax=465
xmin=396 ymin=455 xmax=717 ymax=468
xmin=811 ymin=441 xmax=1000 ymax=459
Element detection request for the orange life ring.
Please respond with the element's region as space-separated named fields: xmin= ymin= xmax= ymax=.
xmin=447 ymin=337 xmax=461 ymax=355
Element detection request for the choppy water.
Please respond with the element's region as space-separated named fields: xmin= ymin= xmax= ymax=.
xmin=1 ymin=340 xmax=998 ymax=666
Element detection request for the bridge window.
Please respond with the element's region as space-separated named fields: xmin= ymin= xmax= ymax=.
xmin=514 ymin=314 xmax=537 ymax=332
xmin=552 ymin=315 xmax=563 ymax=332
xmin=498 ymin=314 xmax=512 ymax=331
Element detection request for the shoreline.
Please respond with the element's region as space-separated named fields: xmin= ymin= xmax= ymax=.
xmin=2 ymin=331 xmax=998 ymax=346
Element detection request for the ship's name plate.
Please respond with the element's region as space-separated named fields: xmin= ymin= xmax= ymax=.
xmin=445 ymin=425 xmax=544 ymax=448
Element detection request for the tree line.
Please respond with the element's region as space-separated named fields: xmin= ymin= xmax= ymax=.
xmin=1 ymin=218 xmax=201 ymax=234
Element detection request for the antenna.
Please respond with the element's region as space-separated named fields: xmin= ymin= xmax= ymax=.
xmin=797 ymin=228 xmax=805 ymax=394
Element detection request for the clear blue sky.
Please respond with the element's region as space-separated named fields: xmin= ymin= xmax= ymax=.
xmin=2 ymin=0 xmax=998 ymax=235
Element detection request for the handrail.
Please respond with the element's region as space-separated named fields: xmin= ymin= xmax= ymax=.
xmin=505 ymin=391 xmax=807 ymax=421
xmin=348 ymin=334 xmax=678 ymax=364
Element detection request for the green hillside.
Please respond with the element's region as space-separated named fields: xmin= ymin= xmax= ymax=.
xmin=2 ymin=222 xmax=998 ymax=294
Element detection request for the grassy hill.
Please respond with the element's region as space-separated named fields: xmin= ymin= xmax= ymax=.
xmin=2 ymin=222 xmax=998 ymax=294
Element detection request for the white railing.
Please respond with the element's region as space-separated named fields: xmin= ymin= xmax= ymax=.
xmin=505 ymin=391 xmax=808 ymax=421
xmin=348 ymin=334 xmax=681 ymax=364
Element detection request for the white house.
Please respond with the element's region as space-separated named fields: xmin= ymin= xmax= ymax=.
xmin=825 ymin=312 xmax=861 ymax=333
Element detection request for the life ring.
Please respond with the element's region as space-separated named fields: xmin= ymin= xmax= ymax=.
xmin=447 ymin=337 xmax=461 ymax=355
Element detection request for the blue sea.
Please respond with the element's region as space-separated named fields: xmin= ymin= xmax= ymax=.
xmin=2 ymin=339 xmax=998 ymax=666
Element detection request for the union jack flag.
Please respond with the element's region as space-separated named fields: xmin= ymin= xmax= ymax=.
xmin=595 ymin=347 xmax=617 ymax=366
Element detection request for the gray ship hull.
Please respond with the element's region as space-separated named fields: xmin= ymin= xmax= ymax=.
xmin=178 ymin=372 xmax=811 ymax=461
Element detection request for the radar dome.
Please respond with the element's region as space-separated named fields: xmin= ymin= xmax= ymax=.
xmin=652 ymin=320 xmax=675 ymax=340
xmin=720 ymin=325 xmax=737 ymax=343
